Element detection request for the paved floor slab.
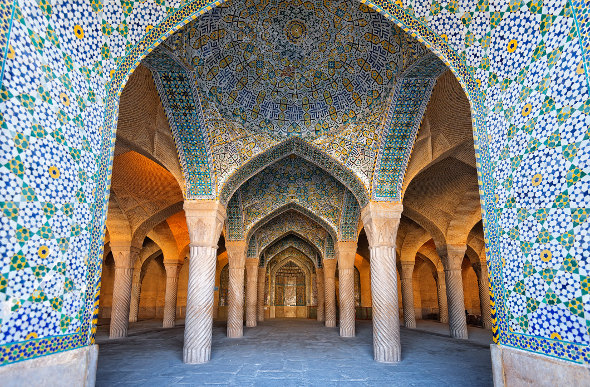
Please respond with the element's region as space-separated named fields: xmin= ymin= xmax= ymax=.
xmin=96 ymin=319 xmax=493 ymax=386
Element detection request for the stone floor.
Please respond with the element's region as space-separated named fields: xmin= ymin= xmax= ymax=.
xmin=95 ymin=319 xmax=493 ymax=386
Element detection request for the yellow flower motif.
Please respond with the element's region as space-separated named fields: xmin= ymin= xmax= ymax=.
xmin=440 ymin=33 xmax=448 ymax=42
xmin=531 ymin=173 xmax=542 ymax=186
xmin=540 ymin=249 xmax=552 ymax=262
xmin=110 ymin=69 xmax=115 ymax=78
xmin=145 ymin=24 xmax=154 ymax=33
xmin=507 ymin=39 xmax=518 ymax=53
xmin=7 ymin=44 xmax=15 ymax=60
xmin=550 ymin=332 xmax=562 ymax=340
xmin=476 ymin=79 xmax=482 ymax=87
xmin=577 ymin=60 xmax=585 ymax=75
xmin=73 ymin=24 xmax=84 ymax=39
xmin=38 ymin=245 xmax=50 ymax=259
xmin=59 ymin=92 xmax=70 ymax=107
xmin=521 ymin=103 xmax=532 ymax=117
xmin=48 ymin=166 xmax=60 ymax=179
xmin=26 ymin=332 xmax=38 ymax=340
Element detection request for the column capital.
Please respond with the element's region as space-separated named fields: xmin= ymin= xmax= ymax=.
xmin=226 ymin=240 xmax=247 ymax=268
xmin=163 ymin=262 xmax=182 ymax=278
xmin=110 ymin=243 xmax=141 ymax=269
xmin=323 ymin=258 xmax=337 ymax=273
xmin=184 ymin=200 xmax=226 ymax=248
xmin=245 ymin=257 xmax=260 ymax=268
xmin=360 ymin=202 xmax=403 ymax=248
xmin=444 ymin=244 xmax=467 ymax=271
xmin=336 ymin=241 xmax=357 ymax=269
xmin=400 ymin=261 xmax=414 ymax=279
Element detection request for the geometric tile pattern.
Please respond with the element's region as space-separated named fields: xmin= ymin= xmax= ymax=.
xmin=225 ymin=155 xmax=360 ymax=241
xmin=0 ymin=0 xmax=590 ymax=368
xmin=262 ymin=234 xmax=320 ymax=268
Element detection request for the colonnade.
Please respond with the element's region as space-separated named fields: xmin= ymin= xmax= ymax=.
xmin=104 ymin=200 xmax=492 ymax=364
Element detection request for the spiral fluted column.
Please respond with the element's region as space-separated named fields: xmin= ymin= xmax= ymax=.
xmin=316 ymin=267 xmax=325 ymax=322
xmin=323 ymin=259 xmax=337 ymax=328
xmin=245 ymin=258 xmax=259 ymax=327
xmin=226 ymin=240 xmax=247 ymax=338
xmin=436 ymin=270 xmax=448 ymax=323
xmin=337 ymin=241 xmax=357 ymax=337
xmin=361 ymin=202 xmax=403 ymax=363
xmin=129 ymin=266 xmax=141 ymax=323
xmin=444 ymin=245 xmax=468 ymax=339
xmin=400 ymin=262 xmax=416 ymax=329
xmin=257 ymin=267 xmax=266 ymax=322
xmin=163 ymin=262 xmax=181 ymax=328
xmin=473 ymin=260 xmax=492 ymax=329
xmin=183 ymin=200 xmax=226 ymax=364
xmin=109 ymin=244 xmax=140 ymax=339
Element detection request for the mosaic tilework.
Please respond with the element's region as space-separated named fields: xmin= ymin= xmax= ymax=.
xmin=225 ymin=155 xmax=360 ymax=241
xmin=262 ymin=234 xmax=320 ymax=267
xmin=145 ymin=51 xmax=214 ymax=198
xmin=252 ymin=208 xmax=330 ymax=261
xmin=146 ymin=0 xmax=433 ymax=197
xmin=0 ymin=0 xmax=590 ymax=368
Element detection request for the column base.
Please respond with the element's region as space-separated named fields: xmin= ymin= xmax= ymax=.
xmin=450 ymin=327 xmax=468 ymax=339
xmin=340 ymin=327 xmax=355 ymax=337
xmin=227 ymin=329 xmax=243 ymax=338
xmin=183 ymin=346 xmax=211 ymax=364
xmin=246 ymin=321 xmax=256 ymax=327
xmin=374 ymin=344 xmax=401 ymax=363
xmin=405 ymin=320 xmax=416 ymax=329
xmin=163 ymin=321 xmax=175 ymax=328
xmin=109 ymin=327 xmax=127 ymax=339
xmin=326 ymin=320 xmax=336 ymax=328
xmin=0 ymin=345 xmax=98 ymax=387
xmin=491 ymin=344 xmax=590 ymax=386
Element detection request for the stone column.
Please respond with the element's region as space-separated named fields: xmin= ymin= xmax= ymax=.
xmin=436 ymin=270 xmax=448 ymax=323
xmin=163 ymin=262 xmax=181 ymax=328
xmin=444 ymin=244 xmax=468 ymax=339
xmin=361 ymin=202 xmax=403 ymax=363
xmin=316 ymin=267 xmax=325 ymax=322
xmin=226 ymin=240 xmax=247 ymax=338
xmin=128 ymin=266 xmax=141 ymax=323
xmin=183 ymin=200 xmax=226 ymax=364
xmin=323 ymin=259 xmax=337 ymax=328
xmin=257 ymin=267 xmax=266 ymax=322
xmin=337 ymin=241 xmax=357 ymax=337
xmin=245 ymin=258 xmax=259 ymax=328
xmin=400 ymin=262 xmax=416 ymax=329
xmin=473 ymin=260 xmax=492 ymax=329
xmin=109 ymin=243 xmax=140 ymax=339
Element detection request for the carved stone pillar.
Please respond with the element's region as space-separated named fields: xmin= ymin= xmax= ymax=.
xmin=226 ymin=240 xmax=247 ymax=338
xmin=337 ymin=241 xmax=357 ymax=337
xmin=183 ymin=200 xmax=226 ymax=364
xmin=361 ymin=202 xmax=403 ymax=363
xmin=257 ymin=267 xmax=266 ymax=322
xmin=436 ymin=270 xmax=449 ymax=323
xmin=316 ymin=267 xmax=325 ymax=322
xmin=163 ymin=262 xmax=181 ymax=328
xmin=400 ymin=262 xmax=416 ymax=328
xmin=323 ymin=259 xmax=337 ymax=328
xmin=245 ymin=258 xmax=259 ymax=328
xmin=128 ymin=266 xmax=141 ymax=323
xmin=109 ymin=243 xmax=140 ymax=339
xmin=473 ymin=260 xmax=492 ymax=330
xmin=444 ymin=244 xmax=468 ymax=339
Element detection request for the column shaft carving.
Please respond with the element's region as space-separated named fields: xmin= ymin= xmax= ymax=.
xmin=323 ymin=259 xmax=337 ymax=328
xmin=163 ymin=263 xmax=181 ymax=328
xmin=183 ymin=200 xmax=225 ymax=364
xmin=444 ymin=245 xmax=468 ymax=339
xmin=226 ymin=240 xmax=247 ymax=338
xmin=361 ymin=202 xmax=403 ymax=363
xmin=473 ymin=261 xmax=492 ymax=329
xmin=129 ymin=267 xmax=141 ymax=323
xmin=109 ymin=245 xmax=140 ymax=339
xmin=401 ymin=262 xmax=416 ymax=329
xmin=316 ymin=268 xmax=325 ymax=322
xmin=337 ymin=241 xmax=357 ymax=337
xmin=257 ymin=267 xmax=266 ymax=322
xmin=436 ymin=271 xmax=448 ymax=323
xmin=245 ymin=258 xmax=259 ymax=328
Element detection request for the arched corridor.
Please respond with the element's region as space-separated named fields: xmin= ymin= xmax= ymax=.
xmin=2 ymin=0 xmax=590 ymax=385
